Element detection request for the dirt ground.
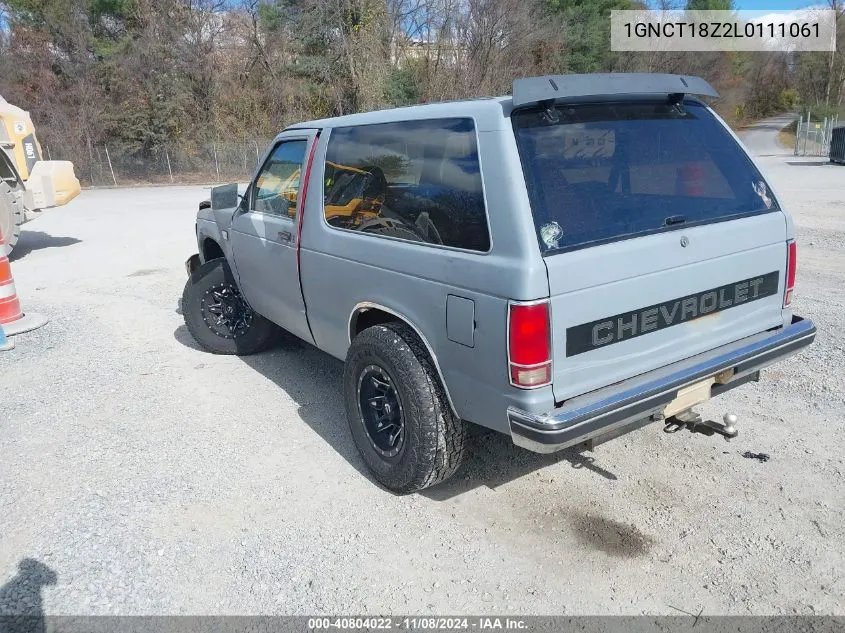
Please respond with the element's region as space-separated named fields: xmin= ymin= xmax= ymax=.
xmin=0 ymin=121 xmax=842 ymax=616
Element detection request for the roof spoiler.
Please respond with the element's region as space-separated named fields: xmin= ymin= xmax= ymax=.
xmin=512 ymin=73 xmax=719 ymax=108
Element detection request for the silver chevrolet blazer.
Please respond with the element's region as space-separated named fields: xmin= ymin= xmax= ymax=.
xmin=183 ymin=73 xmax=816 ymax=493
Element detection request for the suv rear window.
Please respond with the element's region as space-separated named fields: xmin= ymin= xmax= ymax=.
xmin=512 ymin=101 xmax=778 ymax=253
xmin=323 ymin=118 xmax=490 ymax=252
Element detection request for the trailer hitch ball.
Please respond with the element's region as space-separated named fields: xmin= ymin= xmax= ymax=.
xmin=722 ymin=413 xmax=738 ymax=437
xmin=663 ymin=410 xmax=738 ymax=439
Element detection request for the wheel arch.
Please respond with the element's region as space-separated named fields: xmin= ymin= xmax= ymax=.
xmin=348 ymin=302 xmax=458 ymax=417
xmin=201 ymin=237 xmax=225 ymax=263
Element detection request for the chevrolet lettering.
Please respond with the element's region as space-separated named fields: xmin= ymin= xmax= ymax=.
xmin=568 ymin=272 xmax=779 ymax=356
xmin=181 ymin=73 xmax=815 ymax=492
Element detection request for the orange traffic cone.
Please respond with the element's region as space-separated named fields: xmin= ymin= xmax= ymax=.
xmin=0 ymin=229 xmax=48 ymax=336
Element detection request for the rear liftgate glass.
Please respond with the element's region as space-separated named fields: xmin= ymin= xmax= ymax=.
xmin=512 ymin=100 xmax=778 ymax=254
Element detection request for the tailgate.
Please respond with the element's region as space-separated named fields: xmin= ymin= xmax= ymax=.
xmin=545 ymin=213 xmax=787 ymax=402
xmin=511 ymin=98 xmax=791 ymax=403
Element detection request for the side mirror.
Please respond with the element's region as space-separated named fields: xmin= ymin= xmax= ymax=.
xmin=210 ymin=183 xmax=239 ymax=230
xmin=210 ymin=183 xmax=239 ymax=211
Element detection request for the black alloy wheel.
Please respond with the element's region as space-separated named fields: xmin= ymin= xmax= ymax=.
xmin=357 ymin=364 xmax=405 ymax=458
xmin=201 ymin=282 xmax=254 ymax=339
xmin=182 ymin=258 xmax=277 ymax=355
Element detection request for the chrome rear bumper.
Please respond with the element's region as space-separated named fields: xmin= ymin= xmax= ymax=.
xmin=508 ymin=316 xmax=816 ymax=453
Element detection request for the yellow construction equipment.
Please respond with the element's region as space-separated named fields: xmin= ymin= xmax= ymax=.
xmin=0 ymin=95 xmax=81 ymax=255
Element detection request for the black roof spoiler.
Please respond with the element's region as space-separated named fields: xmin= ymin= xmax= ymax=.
xmin=512 ymin=73 xmax=719 ymax=108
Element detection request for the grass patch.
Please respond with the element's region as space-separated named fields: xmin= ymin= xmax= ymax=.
xmin=778 ymin=120 xmax=797 ymax=151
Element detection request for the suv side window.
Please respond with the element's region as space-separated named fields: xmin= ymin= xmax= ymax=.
xmin=322 ymin=118 xmax=490 ymax=252
xmin=252 ymin=140 xmax=308 ymax=218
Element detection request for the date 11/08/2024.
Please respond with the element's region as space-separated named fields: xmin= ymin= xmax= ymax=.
xmin=308 ymin=616 xmax=528 ymax=630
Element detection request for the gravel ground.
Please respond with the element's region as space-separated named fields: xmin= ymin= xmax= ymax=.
xmin=0 ymin=121 xmax=843 ymax=616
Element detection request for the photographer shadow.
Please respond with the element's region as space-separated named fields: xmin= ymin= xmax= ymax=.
xmin=0 ymin=558 xmax=57 ymax=633
xmin=174 ymin=326 xmax=617 ymax=498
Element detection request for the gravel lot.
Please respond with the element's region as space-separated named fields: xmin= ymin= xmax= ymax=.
xmin=0 ymin=121 xmax=843 ymax=616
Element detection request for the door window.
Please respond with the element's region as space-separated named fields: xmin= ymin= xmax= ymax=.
xmin=252 ymin=140 xmax=308 ymax=218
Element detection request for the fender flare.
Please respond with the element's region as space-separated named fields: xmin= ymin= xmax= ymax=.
xmin=348 ymin=301 xmax=459 ymax=418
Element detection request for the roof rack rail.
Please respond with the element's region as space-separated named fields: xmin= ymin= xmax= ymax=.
xmin=512 ymin=73 xmax=719 ymax=108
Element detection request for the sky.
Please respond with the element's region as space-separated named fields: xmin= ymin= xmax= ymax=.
xmin=0 ymin=1 xmax=831 ymax=34
xmin=735 ymin=0 xmax=823 ymax=9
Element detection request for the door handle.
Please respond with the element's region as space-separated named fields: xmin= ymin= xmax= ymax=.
xmin=278 ymin=230 xmax=292 ymax=243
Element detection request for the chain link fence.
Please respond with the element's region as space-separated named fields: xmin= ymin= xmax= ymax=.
xmin=794 ymin=112 xmax=839 ymax=157
xmin=43 ymin=140 xmax=273 ymax=187
xmin=53 ymin=122 xmax=840 ymax=186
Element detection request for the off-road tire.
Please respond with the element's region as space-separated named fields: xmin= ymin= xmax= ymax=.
xmin=0 ymin=181 xmax=24 ymax=256
xmin=344 ymin=322 xmax=466 ymax=493
xmin=182 ymin=258 xmax=277 ymax=355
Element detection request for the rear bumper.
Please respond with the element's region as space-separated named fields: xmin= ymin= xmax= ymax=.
xmin=508 ymin=316 xmax=816 ymax=453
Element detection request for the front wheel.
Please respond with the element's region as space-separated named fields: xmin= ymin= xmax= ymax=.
xmin=343 ymin=322 xmax=466 ymax=493
xmin=182 ymin=258 xmax=277 ymax=355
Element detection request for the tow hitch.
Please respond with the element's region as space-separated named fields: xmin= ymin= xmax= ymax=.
xmin=664 ymin=411 xmax=739 ymax=439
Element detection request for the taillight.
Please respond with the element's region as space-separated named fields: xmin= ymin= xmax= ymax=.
xmin=508 ymin=301 xmax=551 ymax=388
xmin=676 ymin=162 xmax=706 ymax=197
xmin=784 ymin=240 xmax=797 ymax=307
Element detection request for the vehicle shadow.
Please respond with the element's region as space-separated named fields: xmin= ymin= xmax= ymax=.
xmin=0 ymin=558 xmax=57 ymax=633
xmin=173 ymin=324 xmax=373 ymax=483
xmin=421 ymin=430 xmax=617 ymax=501
xmin=173 ymin=325 xmax=618 ymax=498
xmin=8 ymin=232 xmax=81 ymax=261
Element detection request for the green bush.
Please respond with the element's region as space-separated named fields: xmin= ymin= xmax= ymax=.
xmin=779 ymin=88 xmax=800 ymax=111
xmin=384 ymin=69 xmax=421 ymax=107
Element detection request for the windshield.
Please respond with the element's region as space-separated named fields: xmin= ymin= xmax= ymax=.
xmin=512 ymin=101 xmax=778 ymax=254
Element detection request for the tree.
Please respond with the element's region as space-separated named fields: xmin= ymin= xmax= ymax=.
xmin=685 ymin=0 xmax=733 ymax=10
xmin=0 ymin=0 xmax=835 ymax=184
xmin=546 ymin=0 xmax=634 ymax=74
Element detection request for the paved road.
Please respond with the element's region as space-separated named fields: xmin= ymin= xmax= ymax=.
xmin=0 ymin=158 xmax=843 ymax=616
xmin=738 ymin=113 xmax=796 ymax=157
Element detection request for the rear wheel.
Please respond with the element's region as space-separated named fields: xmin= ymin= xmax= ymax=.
xmin=0 ymin=182 xmax=24 ymax=256
xmin=182 ymin=258 xmax=277 ymax=355
xmin=343 ymin=322 xmax=466 ymax=493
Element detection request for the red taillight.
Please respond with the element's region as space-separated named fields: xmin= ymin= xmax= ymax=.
xmin=508 ymin=301 xmax=551 ymax=388
xmin=784 ymin=240 xmax=797 ymax=307
xmin=676 ymin=162 xmax=706 ymax=197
